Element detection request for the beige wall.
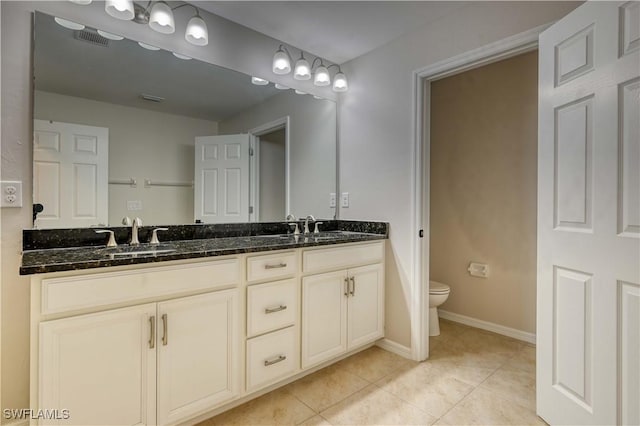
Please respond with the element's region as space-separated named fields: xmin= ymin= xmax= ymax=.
xmin=259 ymin=129 xmax=286 ymax=222
xmin=34 ymin=91 xmax=219 ymax=226
xmin=429 ymin=51 xmax=538 ymax=334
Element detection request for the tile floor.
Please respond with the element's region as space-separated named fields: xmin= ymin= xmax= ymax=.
xmin=198 ymin=320 xmax=542 ymax=425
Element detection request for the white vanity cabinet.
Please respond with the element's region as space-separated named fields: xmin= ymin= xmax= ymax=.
xmin=301 ymin=243 xmax=385 ymax=369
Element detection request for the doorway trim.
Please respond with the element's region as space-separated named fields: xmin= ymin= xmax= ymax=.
xmin=248 ymin=116 xmax=290 ymax=221
xmin=410 ymin=24 xmax=549 ymax=361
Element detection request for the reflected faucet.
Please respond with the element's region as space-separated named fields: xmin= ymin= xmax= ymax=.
xmin=285 ymin=214 xmax=300 ymax=235
xmin=304 ymin=215 xmax=316 ymax=235
xmin=130 ymin=217 xmax=142 ymax=245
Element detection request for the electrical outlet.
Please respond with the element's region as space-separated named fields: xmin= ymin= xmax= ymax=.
xmin=329 ymin=193 xmax=336 ymax=208
xmin=127 ymin=200 xmax=143 ymax=211
xmin=341 ymin=192 xmax=349 ymax=208
xmin=1 ymin=181 xmax=23 ymax=208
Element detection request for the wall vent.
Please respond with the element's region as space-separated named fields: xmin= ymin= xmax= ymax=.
xmin=74 ymin=29 xmax=110 ymax=47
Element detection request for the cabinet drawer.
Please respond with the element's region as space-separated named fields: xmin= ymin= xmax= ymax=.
xmin=246 ymin=326 xmax=298 ymax=392
xmin=247 ymin=251 xmax=297 ymax=282
xmin=247 ymin=279 xmax=297 ymax=337
xmin=41 ymin=258 xmax=240 ymax=315
xmin=302 ymin=242 xmax=384 ymax=274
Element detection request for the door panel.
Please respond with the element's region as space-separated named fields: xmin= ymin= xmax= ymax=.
xmin=347 ymin=264 xmax=384 ymax=349
xmin=195 ymin=135 xmax=250 ymax=223
xmin=538 ymin=2 xmax=640 ymax=424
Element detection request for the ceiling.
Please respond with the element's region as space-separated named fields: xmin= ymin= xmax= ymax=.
xmin=34 ymin=12 xmax=287 ymax=121
xmin=198 ymin=1 xmax=469 ymax=64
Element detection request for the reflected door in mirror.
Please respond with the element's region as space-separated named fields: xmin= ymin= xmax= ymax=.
xmin=33 ymin=120 xmax=109 ymax=228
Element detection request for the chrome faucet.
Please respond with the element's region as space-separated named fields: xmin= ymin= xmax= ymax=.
xmin=304 ymin=215 xmax=316 ymax=235
xmin=130 ymin=217 xmax=142 ymax=245
xmin=285 ymin=214 xmax=300 ymax=235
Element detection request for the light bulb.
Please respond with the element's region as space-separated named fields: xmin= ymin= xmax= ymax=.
xmin=332 ymin=72 xmax=348 ymax=92
xmin=272 ymin=48 xmax=291 ymax=75
xmin=294 ymin=57 xmax=311 ymax=80
xmin=251 ymin=77 xmax=269 ymax=86
xmin=185 ymin=15 xmax=208 ymax=46
xmin=97 ymin=30 xmax=124 ymax=40
xmin=314 ymin=65 xmax=330 ymax=86
xmin=149 ymin=2 xmax=175 ymax=34
xmin=105 ymin=0 xmax=134 ymax=20
xmin=54 ymin=17 xmax=85 ymax=30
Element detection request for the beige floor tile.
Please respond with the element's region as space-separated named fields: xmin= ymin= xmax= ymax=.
xmin=200 ymin=387 xmax=315 ymax=426
xmin=457 ymin=328 xmax=524 ymax=355
xmin=481 ymin=365 xmax=536 ymax=409
xmin=321 ymin=384 xmax=437 ymax=425
xmin=297 ymin=414 xmax=333 ymax=426
xmin=430 ymin=319 xmax=469 ymax=345
xmin=426 ymin=344 xmax=499 ymax=385
xmin=438 ymin=387 xmax=544 ymax=426
xmin=376 ymin=362 xmax=474 ymax=418
xmin=335 ymin=346 xmax=416 ymax=382
xmin=288 ymin=364 xmax=369 ymax=412
xmin=505 ymin=345 xmax=536 ymax=374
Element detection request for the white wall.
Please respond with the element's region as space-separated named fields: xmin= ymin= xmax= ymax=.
xmin=219 ymin=90 xmax=337 ymax=220
xmin=34 ymin=91 xmax=219 ymax=226
xmin=259 ymin=129 xmax=286 ymax=222
xmin=338 ymin=1 xmax=580 ymax=348
xmin=0 ymin=0 xmax=334 ymax=418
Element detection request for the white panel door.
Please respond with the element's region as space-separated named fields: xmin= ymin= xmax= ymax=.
xmin=301 ymin=270 xmax=348 ymax=368
xmin=156 ymin=290 xmax=239 ymax=425
xmin=347 ymin=264 xmax=384 ymax=349
xmin=33 ymin=120 xmax=109 ymax=228
xmin=194 ymin=135 xmax=250 ymax=223
xmin=39 ymin=304 xmax=156 ymax=426
xmin=538 ymin=2 xmax=640 ymax=425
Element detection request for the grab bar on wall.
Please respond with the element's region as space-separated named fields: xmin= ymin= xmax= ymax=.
xmin=109 ymin=178 xmax=137 ymax=187
xmin=144 ymin=179 xmax=194 ymax=188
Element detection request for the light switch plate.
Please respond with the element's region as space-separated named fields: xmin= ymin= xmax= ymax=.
xmin=1 ymin=181 xmax=23 ymax=208
xmin=127 ymin=200 xmax=143 ymax=211
xmin=329 ymin=193 xmax=336 ymax=208
xmin=341 ymin=192 xmax=349 ymax=208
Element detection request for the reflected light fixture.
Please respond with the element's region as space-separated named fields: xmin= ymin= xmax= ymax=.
xmin=97 ymin=29 xmax=124 ymax=40
xmin=68 ymin=0 xmax=92 ymax=4
xmin=54 ymin=17 xmax=85 ymax=30
xmin=105 ymin=0 xmax=135 ymax=20
xmin=185 ymin=13 xmax=208 ymax=46
xmin=272 ymin=45 xmax=292 ymax=75
xmin=294 ymin=90 xmax=307 ymax=95
xmin=293 ymin=53 xmax=311 ymax=80
xmin=138 ymin=42 xmax=160 ymax=51
xmin=274 ymin=83 xmax=289 ymax=90
xmin=172 ymin=52 xmax=192 ymax=60
xmin=251 ymin=77 xmax=269 ymax=86
xmin=149 ymin=1 xmax=175 ymax=34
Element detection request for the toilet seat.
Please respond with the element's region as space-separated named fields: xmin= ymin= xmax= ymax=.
xmin=429 ymin=280 xmax=450 ymax=295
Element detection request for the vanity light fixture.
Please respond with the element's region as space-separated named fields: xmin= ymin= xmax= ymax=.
xmin=272 ymin=45 xmax=292 ymax=75
xmin=293 ymin=53 xmax=311 ymax=80
xmin=105 ymin=0 xmax=135 ymax=20
xmin=149 ymin=1 xmax=175 ymax=34
xmin=138 ymin=41 xmax=160 ymax=51
xmin=54 ymin=17 xmax=85 ymax=30
xmin=251 ymin=77 xmax=269 ymax=86
xmin=97 ymin=29 xmax=124 ymax=40
xmin=185 ymin=12 xmax=208 ymax=46
xmin=313 ymin=63 xmax=330 ymax=87
xmin=332 ymin=70 xmax=348 ymax=92
xmin=274 ymin=83 xmax=289 ymax=90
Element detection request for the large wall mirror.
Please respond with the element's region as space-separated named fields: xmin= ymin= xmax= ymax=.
xmin=32 ymin=11 xmax=337 ymax=229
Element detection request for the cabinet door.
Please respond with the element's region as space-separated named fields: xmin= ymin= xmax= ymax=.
xmin=301 ymin=270 xmax=348 ymax=368
xmin=156 ymin=289 xmax=239 ymax=425
xmin=39 ymin=304 xmax=157 ymax=426
xmin=347 ymin=264 xmax=384 ymax=349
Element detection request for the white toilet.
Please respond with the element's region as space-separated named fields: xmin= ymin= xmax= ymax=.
xmin=429 ymin=280 xmax=451 ymax=336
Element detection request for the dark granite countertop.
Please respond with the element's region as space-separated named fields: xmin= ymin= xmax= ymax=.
xmin=20 ymin=231 xmax=387 ymax=275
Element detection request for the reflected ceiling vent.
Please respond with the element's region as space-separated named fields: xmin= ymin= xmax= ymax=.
xmin=74 ymin=29 xmax=110 ymax=47
xmin=140 ymin=93 xmax=165 ymax=103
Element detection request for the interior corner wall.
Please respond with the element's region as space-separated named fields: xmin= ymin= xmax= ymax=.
xmin=34 ymin=91 xmax=219 ymax=226
xmin=0 ymin=0 xmax=333 ymax=419
xmin=430 ymin=51 xmax=538 ymax=334
xmin=337 ymin=1 xmax=581 ymax=349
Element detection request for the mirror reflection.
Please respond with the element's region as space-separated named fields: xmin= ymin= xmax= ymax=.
xmin=33 ymin=12 xmax=337 ymax=229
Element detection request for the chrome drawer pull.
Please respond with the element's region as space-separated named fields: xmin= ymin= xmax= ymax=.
xmin=344 ymin=277 xmax=349 ymax=297
xmin=264 ymin=262 xmax=287 ymax=269
xmin=350 ymin=276 xmax=356 ymax=296
xmin=149 ymin=316 xmax=155 ymax=349
xmin=264 ymin=355 xmax=287 ymax=366
xmin=161 ymin=313 xmax=168 ymax=346
xmin=265 ymin=305 xmax=287 ymax=314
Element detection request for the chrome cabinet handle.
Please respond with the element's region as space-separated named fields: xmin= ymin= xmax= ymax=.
xmin=344 ymin=277 xmax=349 ymax=297
xmin=265 ymin=305 xmax=287 ymax=314
xmin=95 ymin=229 xmax=117 ymax=248
xmin=350 ymin=277 xmax=356 ymax=296
xmin=150 ymin=227 xmax=169 ymax=245
xmin=149 ymin=316 xmax=155 ymax=349
xmin=265 ymin=262 xmax=287 ymax=269
xmin=161 ymin=314 xmax=168 ymax=346
xmin=264 ymin=355 xmax=287 ymax=366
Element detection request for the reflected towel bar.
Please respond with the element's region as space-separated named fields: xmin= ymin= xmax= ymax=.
xmin=144 ymin=179 xmax=194 ymax=188
xmin=109 ymin=178 xmax=137 ymax=187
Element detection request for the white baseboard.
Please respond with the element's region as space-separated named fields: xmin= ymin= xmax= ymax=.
xmin=376 ymin=338 xmax=413 ymax=359
xmin=438 ymin=310 xmax=536 ymax=345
